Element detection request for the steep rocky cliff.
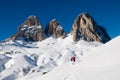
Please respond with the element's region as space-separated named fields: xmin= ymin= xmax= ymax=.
xmin=71 ymin=13 xmax=111 ymax=43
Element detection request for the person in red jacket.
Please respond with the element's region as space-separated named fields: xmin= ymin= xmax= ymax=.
xmin=71 ymin=56 xmax=76 ymax=64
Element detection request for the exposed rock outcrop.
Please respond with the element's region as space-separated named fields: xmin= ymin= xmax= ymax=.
xmin=71 ymin=13 xmax=111 ymax=43
xmin=45 ymin=19 xmax=66 ymax=39
xmin=10 ymin=16 xmax=46 ymax=41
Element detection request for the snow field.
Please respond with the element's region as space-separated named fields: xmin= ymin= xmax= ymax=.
xmin=0 ymin=35 xmax=104 ymax=80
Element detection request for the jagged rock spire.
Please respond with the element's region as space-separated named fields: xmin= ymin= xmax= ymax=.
xmin=71 ymin=12 xmax=111 ymax=43
xmin=45 ymin=19 xmax=66 ymax=39
xmin=10 ymin=16 xmax=46 ymax=41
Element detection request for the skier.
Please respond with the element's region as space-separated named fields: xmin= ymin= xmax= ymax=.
xmin=71 ymin=56 xmax=76 ymax=64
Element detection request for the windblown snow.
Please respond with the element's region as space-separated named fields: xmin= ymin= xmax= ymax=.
xmin=0 ymin=35 xmax=120 ymax=80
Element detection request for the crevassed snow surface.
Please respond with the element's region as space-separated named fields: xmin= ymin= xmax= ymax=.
xmin=1 ymin=35 xmax=119 ymax=80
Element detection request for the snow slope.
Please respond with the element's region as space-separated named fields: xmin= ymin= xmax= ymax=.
xmin=33 ymin=35 xmax=120 ymax=80
xmin=0 ymin=34 xmax=102 ymax=80
xmin=1 ymin=35 xmax=120 ymax=80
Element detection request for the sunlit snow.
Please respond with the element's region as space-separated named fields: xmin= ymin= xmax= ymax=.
xmin=0 ymin=35 xmax=120 ymax=80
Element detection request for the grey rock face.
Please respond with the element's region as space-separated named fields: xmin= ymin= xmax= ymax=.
xmin=11 ymin=16 xmax=46 ymax=41
xmin=45 ymin=19 xmax=66 ymax=39
xmin=71 ymin=13 xmax=111 ymax=43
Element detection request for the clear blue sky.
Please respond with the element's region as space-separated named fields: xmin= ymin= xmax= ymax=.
xmin=0 ymin=0 xmax=120 ymax=41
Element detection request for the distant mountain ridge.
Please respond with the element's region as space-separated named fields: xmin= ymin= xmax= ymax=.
xmin=9 ymin=12 xmax=110 ymax=43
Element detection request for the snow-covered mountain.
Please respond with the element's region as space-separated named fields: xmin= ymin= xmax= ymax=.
xmin=0 ymin=12 xmax=117 ymax=80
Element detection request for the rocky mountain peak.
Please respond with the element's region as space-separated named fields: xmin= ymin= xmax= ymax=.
xmin=45 ymin=19 xmax=66 ymax=39
xmin=7 ymin=13 xmax=111 ymax=43
xmin=22 ymin=15 xmax=40 ymax=27
xmin=10 ymin=16 xmax=46 ymax=41
xmin=71 ymin=12 xmax=111 ymax=43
